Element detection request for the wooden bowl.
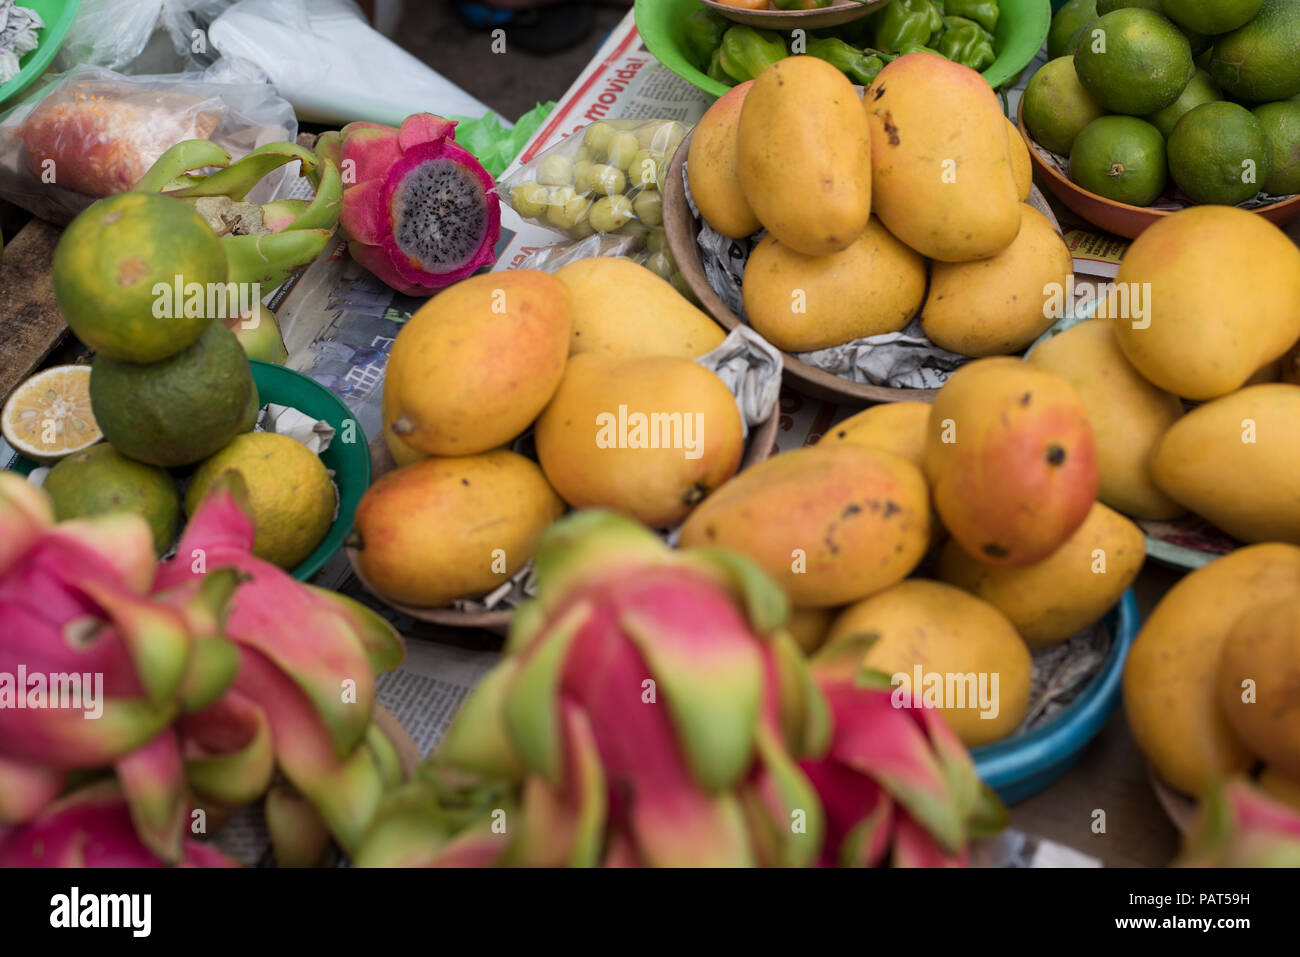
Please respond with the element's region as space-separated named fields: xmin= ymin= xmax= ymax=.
xmin=665 ymin=126 xmax=1062 ymax=405
xmin=700 ymin=0 xmax=887 ymax=32
xmin=347 ymin=406 xmax=782 ymax=634
xmin=1017 ymin=98 xmax=1300 ymax=240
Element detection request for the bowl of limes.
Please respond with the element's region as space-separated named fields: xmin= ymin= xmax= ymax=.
xmin=1020 ymin=1 xmax=1300 ymax=239
xmin=1 ymin=358 xmax=369 ymax=583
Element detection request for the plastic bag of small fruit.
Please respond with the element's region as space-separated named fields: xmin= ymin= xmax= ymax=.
xmin=500 ymin=118 xmax=687 ymax=250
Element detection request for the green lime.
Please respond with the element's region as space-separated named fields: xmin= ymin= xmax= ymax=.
xmin=1252 ymin=100 xmax=1300 ymax=194
xmin=89 ymin=321 xmax=253 ymax=468
xmin=1167 ymin=101 xmax=1275 ymax=204
xmin=1075 ymin=8 xmax=1196 ymax=115
xmin=44 ymin=443 xmax=180 ymax=556
xmin=1098 ymin=0 xmax=1164 ymax=11
xmin=51 ymin=193 xmax=227 ymax=364
xmin=1049 ymin=0 xmax=1099 ymax=59
xmin=1024 ymin=56 xmax=1109 ymax=156
xmin=1161 ymin=0 xmax=1265 ymax=35
xmin=238 ymin=380 xmax=262 ymax=434
xmin=1208 ymin=0 xmax=1300 ymax=103
xmin=1146 ymin=69 xmax=1223 ymax=138
xmin=1070 ymin=115 xmax=1169 ymax=205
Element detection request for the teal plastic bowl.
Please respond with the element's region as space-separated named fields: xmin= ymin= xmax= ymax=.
xmin=972 ymin=590 xmax=1140 ymax=804
xmin=248 ymin=361 xmax=370 ymax=582
xmin=636 ymin=0 xmax=1051 ymax=97
xmin=4 ymin=360 xmax=368 ymax=583
xmin=0 ymin=0 xmax=82 ymax=107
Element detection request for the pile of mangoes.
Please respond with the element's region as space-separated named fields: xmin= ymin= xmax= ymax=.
xmin=688 ymin=52 xmax=1072 ymax=358
xmin=679 ymin=355 xmax=1143 ymax=749
xmin=353 ymin=257 xmax=739 ymax=610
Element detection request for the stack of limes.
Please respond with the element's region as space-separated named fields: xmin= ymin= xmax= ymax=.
xmin=1 ymin=190 xmax=333 ymax=569
xmin=1024 ymin=0 xmax=1300 ymax=207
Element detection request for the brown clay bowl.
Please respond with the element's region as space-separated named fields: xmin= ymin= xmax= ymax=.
xmin=700 ymin=0 xmax=887 ymax=32
xmin=346 ymin=406 xmax=781 ymax=634
xmin=1017 ymin=98 xmax=1300 ymax=241
xmin=665 ymin=125 xmax=1062 ymax=405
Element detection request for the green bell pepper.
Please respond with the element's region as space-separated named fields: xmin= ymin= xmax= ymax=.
xmin=937 ymin=16 xmax=996 ymax=71
xmin=806 ymin=37 xmax=886 ymax=86
xmin=717 ymin=26 xmax=788 ymax=84
xmin=945 ymin=0 xmax=999 ymax=33
xmin=682 ymin=9 xmax=728 ymax=72
xmin=874 ymin=0 xmax=944 ymax=53
xmin=898 ymin=42 xmax=944 ymax=57
xmin=707 ymin=48 xmax=736 ymax=87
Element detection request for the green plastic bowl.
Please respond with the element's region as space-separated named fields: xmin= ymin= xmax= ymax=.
xmin=4 ymin=359 xmax=368 ymax=582
xmin=636 ymin=0 xmax=1051 ymax=96
xmin=0 ymin=0 xmax=82 ymax=108
xmin=248 ymin=360 xmax=370 ymax=582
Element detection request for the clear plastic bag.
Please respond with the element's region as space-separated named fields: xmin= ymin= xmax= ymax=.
xmin=500 ymin=118 xmax=689 ymax=261
xmin=515 ymin=229 xmax=697 ymax=304
xmin=53 ymin=0 xmax=166 ymax=73
xmin=0 ymin=64 xmax=296 ymax=224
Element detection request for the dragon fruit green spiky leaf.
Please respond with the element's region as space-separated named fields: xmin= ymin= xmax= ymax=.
xmin=265 ymin=783 xmax=331 ymax=868
xmin=0 ymin=781 xmax=238 ymax=868
xmin=505 ymin=703 xmax=606 ymax=867
xmin=1177 ymin=778 xmax=1300 ymax=867
xmin=231 ymin=646 xmax=385 ymax=855
xmin=436 ymin=659 xmax=526 ymax=782
xmin=798 ymin=760 xmax=893 ymax=867
xmin=158 ymin=474 xmax=388 ymax=757
xmin=114 ymin=729 xmax=186 ymax=864
xmin=44 ymin=513 xmax=157 ymax=594
xmin=768 ymin=629 xmax=831 ymax=759
xmin=132 ymin=139 xmax=234 ymax=194
xmin=337 ymin=112 xmax=499 ymax=295
xmin=180 ymin=689 xmax=275 ymax=807
xmin=306 ymin=585 xmax=405 ymax=675
xmin=76 ymin=579 xmax=192 ymax=708
xmin=176 ymin=635 xmax=240 ymax=713
xmin=892 ymin=813 xmax=970 ymax=868
xmin=739 ymin=724 xmax=825 ymax=867
xmin=0 ymin=471 xmax=52 ymax=576
xmin=679 ymin=547 xmax=790 ymax=636
xmin=164 ymin=142 xmax=320 ymax=201
xmin=0 ymin=756 xmax=66 ymax=824
xmin=365 ymin=722 xmax=405 ymax=791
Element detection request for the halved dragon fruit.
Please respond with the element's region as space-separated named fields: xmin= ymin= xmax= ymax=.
xmin=322 ymin=113 xmax=501 ymax=296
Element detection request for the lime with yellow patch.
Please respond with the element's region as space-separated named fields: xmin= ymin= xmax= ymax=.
xmin=43 ymin=443 xmax=180 ymax=556
xmin=1 ymin=365 xmax=100 ymax=462
xmin=52 ymin=192 xmax=228 ymax=363
xmin=186 ymin=432 xmax=335 ymax=570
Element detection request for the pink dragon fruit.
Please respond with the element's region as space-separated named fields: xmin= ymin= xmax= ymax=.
xmin=318 ymin=113 xmax=500 ymax=295
xmin=1176 ymin=778 xmax=1300 ymax=867
xmin=799 ymin=633 xmax=1007 ymax=867
xmin=356 ymin=509 xmax=1005 ymax=867
xmin=0 ymin=470 xmax=407 ymax=866
xmin=0 ymin=781 xmax=237 ymax=867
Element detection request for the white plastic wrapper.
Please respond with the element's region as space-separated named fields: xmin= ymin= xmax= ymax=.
xmin=503 ymin=118 xmax=688 ymax=255
xmin=0 ymin=63 xmax=296 ymax=223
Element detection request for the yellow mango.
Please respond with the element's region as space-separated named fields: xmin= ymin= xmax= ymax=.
xmin=384 ymin=271 xmax=570 ymax=456
xmin=1028 ymin=319 xmax=1184 ymax=520
xmin=534 ymin=352 xmax=743 ymax=528
xmin=351 ymin=451 xmax=565 ymax=607
xmin=679 ymin=444 xmax=929 ymax=607
xmin=737 ymin=56 xmax=872 ymax=256
xmin=1219 ymin=595 xmax=1300 ymax=779
xmin=924 ymin=358 xmax=1098 ymax=566
xmin=1110 ymin=206 xmax=1300 ymax=400
xmin=555 ymin=257 xmax=725 ymax=359
xmin=1124 ymin=544 xmax=1300 ymax=796
xmin=742 ymin=217 xmax=926 ymax=352
xmin=1151 ymin=384 xmax=1300 ymax=545
xmin=865 ymin=54 xmax=1021 ymax=262
xmin=921 ymin=204 xmax=1071 ymax=357
xmin=938 ymin=501 xmax=1144 ymax=648
xmin=824 ymin=580 xmax=1031 ymax=747
xmin=822 ymin=401 xmax=930 ymax=469
xmin=687 ymin=81 xmax=760 ymax=239
xmin=1006 ymin=116 xmax=1032 ymax=201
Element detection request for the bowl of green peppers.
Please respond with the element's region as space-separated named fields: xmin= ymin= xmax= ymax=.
xmin=635 ymin=0 xmax=1050 ymax=96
